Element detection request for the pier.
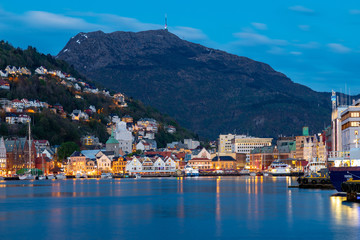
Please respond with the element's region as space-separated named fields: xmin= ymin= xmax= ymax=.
xmin=341 ymin=180 xmax=360 ymax=202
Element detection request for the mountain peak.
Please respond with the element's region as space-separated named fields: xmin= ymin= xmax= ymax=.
xmin=57 ymin=30 xmax=330 ymax=138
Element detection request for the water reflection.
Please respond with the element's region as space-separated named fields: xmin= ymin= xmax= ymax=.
xmin=216 ymin=176 xmax=221 ymax=236
xmin=330 ymin=196 xmax=360 ymax=227
xmin=0 ymin=177 xmax=359 ymax=240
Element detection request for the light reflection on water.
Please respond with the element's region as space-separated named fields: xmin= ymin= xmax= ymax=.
xmin=0 ymin=177 xmax=359 ymax=240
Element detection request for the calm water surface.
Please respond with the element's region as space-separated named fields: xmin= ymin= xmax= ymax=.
xmin=0 ymin=176 xmax=359 ymax=240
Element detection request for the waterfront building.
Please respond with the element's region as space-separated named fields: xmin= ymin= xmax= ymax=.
xmin=35 ymin=155 xmax=53 ymax=175
xmin=340 ymin=104 xmax=360 ymax=151
xmin=218 ymin=134 xmax=235 ymax=153
xmin=67 ymin=151 xmax=87 ymax=174
xmin=5 ymin=138 xmax=36 ymax=174
xmin=211 ymin=155 xmax=236 ymax=170
xmin=112 ymin=157 xmax=127 ymax=174
xmin=125 ymin=156 xmax=176 ymax=175
xmin=188 ymin=149 xmax=212 ymax=170
xmin=85 ymin=160 xmax=96 ymax=175
xmin=250 ymin=140 xmax=297 ymax=170
xmin=250 ymin=146 xmax=276 ymax=170
xmin=95 ymin=151 xmax=113 ymax=173
xmin=0 ymin=137 xmax=6 ymax=174
xmin=233 ymin=136 xmax=272 ymax=161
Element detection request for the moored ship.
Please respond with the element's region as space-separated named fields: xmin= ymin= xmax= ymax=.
xmin=268 ymin=161 xmax=291 ymax=176
xmin=328 ymin=148 xmax=360 ymax=192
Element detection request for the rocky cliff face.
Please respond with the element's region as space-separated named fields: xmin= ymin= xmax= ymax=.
xmin=57 ymin=29 xmax=331 ymax=139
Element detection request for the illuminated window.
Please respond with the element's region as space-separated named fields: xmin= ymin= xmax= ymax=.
xmin=351 ymin=122 xmax=359 ymax=127
xmin=351 ymin=112 xmax=360 ymax=118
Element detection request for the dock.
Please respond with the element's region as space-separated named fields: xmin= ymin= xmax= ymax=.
xmin=291 ymin=176 xmax=335 ymax=189
xmin=341 ymin=180 xmax=360 ymax=202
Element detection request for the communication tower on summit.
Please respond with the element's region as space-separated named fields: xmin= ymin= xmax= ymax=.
xmin=165 ymin=14 xmax=168 ymax=31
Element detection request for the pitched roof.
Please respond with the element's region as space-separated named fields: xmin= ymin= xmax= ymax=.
xmin=190 ymin=157 xmax=210 ymax=161
xmin=70 ymin=151 xmax=84 ymax=157
xmin=211 ymin=156 xmax=236 ymax=161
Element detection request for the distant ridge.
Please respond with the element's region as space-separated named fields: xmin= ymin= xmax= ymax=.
xmin=57 ymin=29 xmax=332 ymax=138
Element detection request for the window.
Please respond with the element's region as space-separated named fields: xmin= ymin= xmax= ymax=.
xmin=351 ymin=112 xmax=360 ymax=118
xmin=351 ymin=122 xmax=359 ymax=127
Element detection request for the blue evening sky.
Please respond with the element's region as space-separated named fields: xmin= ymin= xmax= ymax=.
xmin=0 ymin=0 xmax=359 ymax=94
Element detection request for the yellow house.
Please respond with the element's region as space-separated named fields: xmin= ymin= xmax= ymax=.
xmin=112 ymin=157 xmax=128 ymax=174
xmin=211 ymin=156 xmax=237 ymax=170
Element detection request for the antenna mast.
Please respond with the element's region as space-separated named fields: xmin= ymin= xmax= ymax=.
xmin=165 ymin=14 xmax=168 ymax=31
xmin=28 ymin=121 xmax=31 ymax=169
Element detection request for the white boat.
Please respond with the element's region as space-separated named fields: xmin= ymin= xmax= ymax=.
xmin=268 ymin=161 xmax=291 ymax=176
xmin=101 ymin=173 xmax=113 ymax=179
xmin=184 ymin=165 xmax=199 ymax=176
xmin=249 ymin=172 xmax=257 ymax=176
xmin=38 ymin=175 xmax=46 ymax=180
xmin=56 ymin=173 xmax=66 ymax=180
xmin=47 ymin=174 xmax=55 ymax=180
xmin=75 ymin=172 xmax=87 ymax=179
xmin=135 ymin=173 xmax=141 ymax=179
xmin=263 ymin=172 xmax=269 ymax=177
xmin=19 ymin=173 xmax=35 ymax=180
xmin=0 ymin=176 xmax=4 ymax=180
xmin=239 ymin=169 xmax=250 ymax=175
xmin=305 ymin=158 xmax=327 ymax=174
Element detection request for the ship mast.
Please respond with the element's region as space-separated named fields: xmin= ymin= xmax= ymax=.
xmin=28 ymin=120 xmax=31 ymax=169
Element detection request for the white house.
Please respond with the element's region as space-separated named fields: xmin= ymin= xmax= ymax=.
xmin=136 ymin=140 xmax=151 ymax=151
xmin=12 ymin=99 xmax=24 ymax=108
xmin=0 ymin=71 xmax=8 ymax=77
xmin=71 ymin=110 xmax=89 ymax=121
xmin=125 ymin=156 xmax=176 ymax=175
xmin=125 ymin=156 xmax=143 ymax=174
xmin=35 ymin=66 xmax=47 ymax=75
xmin=17 ymin=114 xmax=31 ymax=124
xmin=5 ymin=114 xmax=17 ymax=124
xmin=95 ymin=151 xmax=113 ymax=173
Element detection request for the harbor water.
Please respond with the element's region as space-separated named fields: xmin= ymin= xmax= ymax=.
xmin=0 ymin=176 xmax=359 ymax=240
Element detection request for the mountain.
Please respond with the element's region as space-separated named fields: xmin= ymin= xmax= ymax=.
xmin=0 ymin=40 xmax=196 ymax=146
xmin=57 ymin=30 xmax=332 ymax=139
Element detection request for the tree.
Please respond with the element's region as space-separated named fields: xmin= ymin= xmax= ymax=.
xmin=57 ymin=141 xmax=80 ymax=160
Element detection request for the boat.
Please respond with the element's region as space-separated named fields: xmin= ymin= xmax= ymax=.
xmin=38 ymin=175 xmax=46 ymax=180
xmin=249 ymin=172 xmax=257 ymax=176
xmin=263 ymin=172 xmax=269 ymax=177
xmin=47 ymin=174 xmax=55 ymax=180
xmin=239 ymin=169 xmax=250 ymax=176
xmin=0 ymin=176 xmax=4 ymax=180
xmin=328 ymin=148 xmax=360 ymax=192
xmin=305 ymin=158 xmax=327 ymax=174
xmin=75 ymin=172 xmax=87 ymax=179
xmin=135 ymin=173 xmax=141 ymax=179
xmin=19 ymin=172 xmax=35 ymax=180
xmin=55 ymin=173 xmax=66 ymax=180
xmin=268 ymin=161 xmax=291 ymax=176
xmin=184 ymin=165 xmax=199 ymax=176
xmin=101 ymin=173 xmax=113 ymax=179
